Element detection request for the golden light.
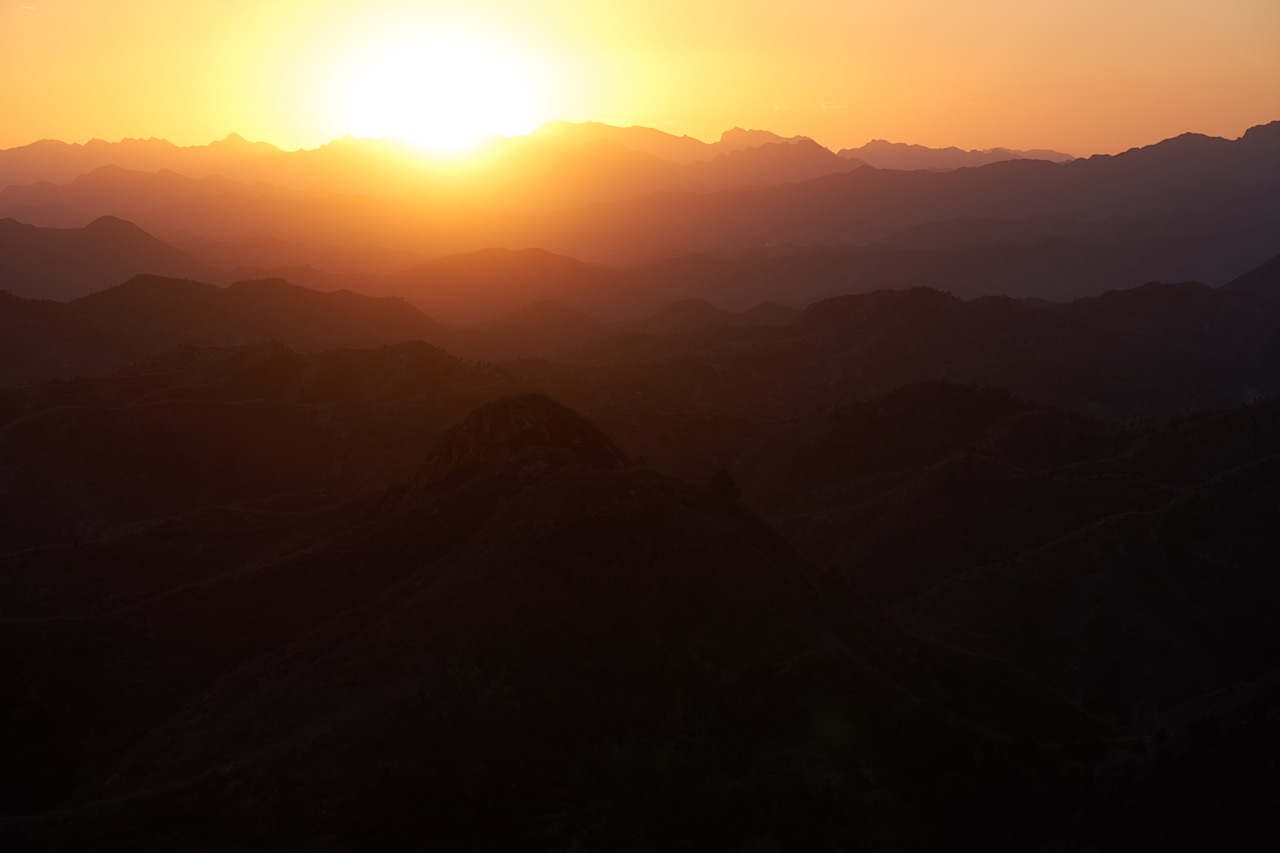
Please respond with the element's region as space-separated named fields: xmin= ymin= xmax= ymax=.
xmin=341 ymin=35 xmax=542 ymax=155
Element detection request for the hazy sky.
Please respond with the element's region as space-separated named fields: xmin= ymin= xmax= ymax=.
xmin=2 ymin=0 xmax=1277 ymax=154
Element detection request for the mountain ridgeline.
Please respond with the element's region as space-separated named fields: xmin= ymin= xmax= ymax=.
xmin=2 ymin=120 xmax=1279 ymax=850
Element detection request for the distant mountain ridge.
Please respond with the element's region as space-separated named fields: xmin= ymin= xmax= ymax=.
xmin=0 ymin=121 xmax=1070 ymax=198
xmin=0 ymin=273 xmax=448 ymax=386
xmin=1 ymin=120 xmax=1275 ymax=307
xmin=0 ymin=215 xmax=214 ymax=300
xmin=838 ymin=139 xmax=1073 ymax=169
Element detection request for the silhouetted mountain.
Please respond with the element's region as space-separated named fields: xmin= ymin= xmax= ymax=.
xmin=0 ymin=341 xmax=520 ymax=551
xmin=687 ymin=137 xmax=861 ymax=188
xmin=871 ymin=390 xmax=1280 ymax=716
xmin=0 ymin=273 xmax=452 ymax=386
xmin=533 ymin=119 xmax=708 ymax=159
xmin=1222 ymin=250 xmax=1280 ymax=300
xmin=626 ymin=240 xmax=1199 ymax=308
xmin=567 ymin=256 xmax=1280 ymax=423
xmin=483 ymin=134 xmax=863 ymax=211
xmin=409 ymin=392 xmax=631 ymax=489
xmin=718 ymin=379 xmax=1280 ymax=730
xmin=0 ymin=216 xmax=214 ymax=300
xmin=0 ymin=133 xmax=281 ymax=188
xmin=86 ymin=274 xmax=446 ymax=347
xmin=483 ymin=122 xmax=811 ymax=165
xmin=3 ymin=333 xmax=1278 ymax=850
xmin=0 ymin=134 xmax=452 ymax=198
xmin=1 ymin=391 xmax=1102 ymax=850
xmin=531 ymin=120 xmax=1280 ymax=281
xmin=0 ymin=165 xmax=302 ymax=229
xmin=5 ymin=119 xmax=1280 ymax=851
xmin=0 ymin=125 xmax=859 ymax=227
xmin=5 ymin=121 xmax=1272 ymax=296
xmin=716 ymin=126 xmax=807 ymax=152
xmin=838 ymin=139 xmax=1073 ymax=169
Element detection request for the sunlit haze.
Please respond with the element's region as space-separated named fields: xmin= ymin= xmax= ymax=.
xmin=339 ymin=34 xmax=543 ymax=153
xmin=1 ymin=0 xmax=1277 ymax=154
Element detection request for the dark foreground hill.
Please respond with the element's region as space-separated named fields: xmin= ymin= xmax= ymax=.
xmin=1 ymin=372 xmax=1277 ymax=849
xmin=733 ymin=382 xmax=1280 ymax=718
xmin=2 ymin=394 xmax=1101 ymax=851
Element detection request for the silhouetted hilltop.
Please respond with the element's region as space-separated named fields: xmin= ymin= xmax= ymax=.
xmin=838 ymin=139 xmax=1073 ymax=169
xmin=3 ymin=120 xmax=1273 ymax=295
xmin=0 ymin=216 xmax=214 ymax=300
xmin=735 ymin=381 xmax=1142 ymax=585
xmin=79 ymin=272 xmax=444 ymax=342
xmin=571 ymin=255 xmax=1280 ymax=423
xmin=522 ymin=119 xmax=713 ymax=163
xmin=1 ymin=390 xmax=1098 ymax=850
xmin=0 ymin=340 xmax=520 ymax=552
xmin=1222 ymin=251 xmax=1280 ymax=299
xmin=717 ymin=127 xmax=806 ymax=150
xmin=691 ymin=137 xmax=859 ymax=187
xmin=0 ymin=273 xmax=453 ymax=386
xmin=0 ymin=165 xmax=287 ymax=228
xmin=3 ymin=323 xmax=1278 ymax=849
xmin=0 ymin=133 xmax=280 ymax=188
xmin=870 ymin=390 xmax=1280 ymax=715
xmin=535 ymin=120 xmax=1280 ymax=276
xmin=410 ymin=392 xmax=629 ymax=489
xmin=719 ymin=378 xmax=1280 ymax=727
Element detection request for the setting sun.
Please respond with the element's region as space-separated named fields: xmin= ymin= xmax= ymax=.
xmin=340 ymin=35 xmax=542 ymax=154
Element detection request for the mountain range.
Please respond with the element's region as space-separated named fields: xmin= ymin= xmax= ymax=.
xmin=2 ymin=118 xmax=1279 ymax=850
xmin=4 ymin=121 xmax=1273 ymax=305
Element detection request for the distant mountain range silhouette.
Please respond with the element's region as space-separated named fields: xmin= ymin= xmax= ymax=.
xmin=2 ymin=120 xmax=1274 ymax=297
xmin=0 ymin=122 xmax=1053 ymax=190
xmin=0 ymin=215 xmax=213 ymax=300
xmin=0 ymin=272 xmax=445 ymax=385
xmin=838 ymin=138 xmax=1073 ymax=169
xmin=3 ymin=117 xmax=1280 ymax=851
xmin=6 ymin=252 xmax=1280 ymax=417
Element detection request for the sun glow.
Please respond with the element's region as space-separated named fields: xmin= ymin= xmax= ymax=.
xmin=342 ymin=35 xmax=542 ymax=155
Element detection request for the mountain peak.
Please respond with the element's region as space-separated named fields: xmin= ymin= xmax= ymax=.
xmin=718 ymin=127 xmax=803 ymax=150
xmin=1239 ymin=119 xmax=1280 ymax=146
xmin=410 ymin=394 xmax=629 ymax=491
xmin=208 ymin=132 xmax=251 ymax=148
xmin=80 ymin=214 xmax=150 ymax=238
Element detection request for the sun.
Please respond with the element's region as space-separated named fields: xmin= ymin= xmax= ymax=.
xmin=342 ymin=35 xmax=541 ymax=155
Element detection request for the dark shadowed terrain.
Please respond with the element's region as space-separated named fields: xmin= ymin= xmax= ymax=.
xmin=3 ymin=121 xmax=1279 ymax=851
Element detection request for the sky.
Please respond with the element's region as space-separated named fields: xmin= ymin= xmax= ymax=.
xmin=1 ymin=0 xmax=1277 ymax=155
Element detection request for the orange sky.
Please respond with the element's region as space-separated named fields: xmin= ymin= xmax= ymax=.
xmin=1 ymin=0 xmax=1277 ymax=155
